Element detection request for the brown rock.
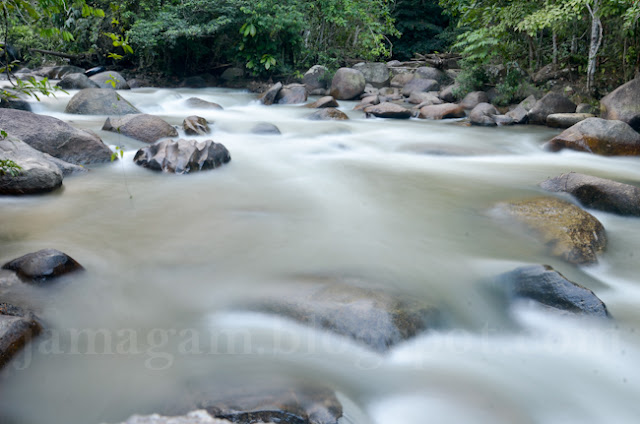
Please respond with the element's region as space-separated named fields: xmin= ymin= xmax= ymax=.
xmin=364 ymin=102 xmax=412 ymax=119
xmin=418 ymin=103 xmax=465 ymax=120
xmin=307 ymin=108 xmax=349 ymax=120
xmin=304 ymin=96 xmax=339 ymax=108
xmin=183 ymin=116 xmax=210 ymax=136
xmin=544 ymin=117 xmax=640 ymax=156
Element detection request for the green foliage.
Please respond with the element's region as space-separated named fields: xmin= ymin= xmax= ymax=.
xmin=110 ymin=145 xmax=124 ymax=162
xmin=452 ymin=62 xmax=489 ymax=98
xmin=0 ymin=159 xmax=21 ymax=177
xmin=390 ymin=0 xmax=449 ymax=60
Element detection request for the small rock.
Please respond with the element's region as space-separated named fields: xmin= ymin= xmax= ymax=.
xmin=364 ymin=102 xmax=412 ymax=119
xmin=418 ymin=103 xmax=465 ymax=120
xmin=183 ymin=116 xmax=210 ymax=136
xmin=134 ymin=139 xmax=231 ymax=174
xmin=185 ymin=98 xmax=223 ymax=110
xmin=540 ymin=172 xmax=640 ymax=216
xmin=251 ymin=122 xmax=281 ymax=135
xmin=494 ymin=197 xmax=606 ymax=265
xmin=102 ymin=114 xmax=178 ymax=144
xmin=408 ymin=91 xmax=442 ymax=105
xmin=308 ymin=108 xmax=349 ymax=121
xmin=2 ymin=249 xmax=84 ymax=282
xmin=496 ymin=265 xmax=610 ymax=317
xmin=304 ymin=96 xmax=339 ymax=108
xmin=493 ymin=115 xmax=515 ymax=126
xmin=544 ymin=117 xmax=640 ymax=156
xmin=546 ymin=113 xmax=595 ymax=128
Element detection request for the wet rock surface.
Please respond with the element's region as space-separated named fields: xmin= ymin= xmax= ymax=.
xmin=307 ymin=108 xmax=349 ymax=121
xmin=260 ymin=82 xmax=283 ymax=106
xmin=2 ymin=249 xmax=84 ymax=282
xmin=0 ymin=137 xmax=65 ymax=195
xmin=185 ymin=98 xmax=224 ymax=110
xmin=65 ymin=88 xmax=140 ymax=115
xmin=56 ymin=73 xmax=100 ymax=90
xmin=277 ymin=84 xmax=308 ymax=105
xmin=0 ymin=302 xmax=41 ymax=368
xmin=251 ymin=122 xmax=281 ymax=135
xmin=364 ymin=102 xmax=412 ymax=119
xmin=546 ymin=113 xmax=595 ymax=128
xmin=494 ymin=197 xmax=607 ymax=265
xmin=134 ymin=139 xmax=231 ymax=174
xmin=540 ymin=172 xmax=640 ymax=216
xmin=183 ymin=116 xmax=210 ymax=136
xmin=90 ymin=71 xmax=130 ymax=89
xmin=497 ymin=265 xmax=610 ymax=317
xmin=544 ymin=117 xmax=640 ymax=156
xmin=418 ymin=103 xmax=465 ymax=120
xmin=102 ymin=114 xmax=178 ymax=143
xmin=304 ymin=96 xmax=339 ymax=109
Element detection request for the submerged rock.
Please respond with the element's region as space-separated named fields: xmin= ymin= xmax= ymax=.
xmin=497 ymin=265 xmax=610 ymax=317
xmin=65 ymin=88 xmax=140 ymax=115
xmin=251 ymin=122 xmax=281 ymax=135
xmin=2 ymin=249 xmax=84 ymax=282
xmin=183 ymin=116 xmax=210 ymax=136
xmin=544 ymin=117 xmax=640 ymax=156
xmin=185 ymin=97 xmax=223 ymax=110
xmin=134 ymin=139 xmax=231 ymax=174
xmin=494 ymin=197 xmax=606 ymax=265
xmin=102 ymin=114 xmax=178 ymax=143
xmin=252 ymin=278 xmax=442 ymax=352
xmin=307 ymin=108 xmax=349 ymax=121
xmin=0 ymin=302 xmax=41 ymax=368
xmin=540 ymin=172 xmax=640 ymax=216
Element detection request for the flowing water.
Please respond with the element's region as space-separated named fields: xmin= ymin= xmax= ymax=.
xmin=1 ymin=87 xmax=640 ymax=424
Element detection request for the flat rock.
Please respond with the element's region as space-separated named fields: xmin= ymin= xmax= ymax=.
xmin=418 ymin=103 xmax=465 ymax=120
xmin=494 ymin=197 xmax=606 ymax=265
xmin=2 ymin=249 xmax=84 ymax=282
xmin=102 ymin=114 xmax=178 ymax=144
xmin=546 ymin=113 xmax=595 ymax=128
xmin=304 ymin=96 xmax=339 ymax=108
xmin=185 ymin=98 xmax=223 ymax=110
xmin=364 ymin=102 xmax=412 ymax=119
xmin=600 ymin=77 xmax=640 ymax=130
xmin=134 ymin=139 xmax=230 ymax=174
xmin=308 ymin=108 xmax=349 ymax=121
xmin=496 ymin=264 xmax=610 ymax=317
xmin=252 ymin=278 xmax=442 ymax=352
xmin=0 ymin=302 xmax=41 ymax=368
xmin=544 ymin=117 xmax=640 ymax=156
xmin=0 ymin=108 xmax=112 ymax=164
xmin=65 ymin=88 xmax=140 ymax=115
xmin=183 ymin=116 xmax=210 ymax=136
xmin=89 ymin=71 xmax=130 ymax=89
xmin=540 ymin=172 xmax=640 ymax=216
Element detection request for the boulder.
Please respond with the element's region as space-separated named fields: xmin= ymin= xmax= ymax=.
xmin=390 ymin=73 xmax=414 ymax=88
xmin=469 ymin=102 xmax=499 ymax=126
xmin=493 ymin=115 xmax=515 ymax=126
xmin=260 ymin=82 xmax=283 ymax=106
xmin=352 ymin=62 xmax=390 ymax=88
xmin=494 ymin=197 xmax=606 ymax=265
xmin=111 ymin=410 xmax=223 ymax=424
xmin=56 ymin=73 xmax=100 ymax=90
xmin=576 ymin=103 xmax=598 ymax=115
xmin=252 ymin=278 xmax=442 ymax=352
xmin=330 ymin=68 xmax=365 ymax=100
xmin=600 ymin=77 xmax=640 ymax=130
xmin=528 ymin=93 xmax=576 ymax=125
xmin=0 ymin=303 xmax=41 ymax=368
xmin=2 ymin=249 xmax=84 ymax=282
xmin=364 ymin=102 xmax=412 ymax=119
xmin=183 ymin=116 xmax=210 ymax=136
xmin=0 ymin=137 xmax=79 ymax=195
xmin=353 ymin=95 xmax=379 ymax=111
xmin=34 ymin=65 xmax=84 ymax=79
xmin=307 ymin=108 xmax=349 ymax=121
xmin=460 ymin=91 xmax=489 ymax=110
xmin=540 ymin=172 xmax=640 ymax=216
xmin=414 ymin=66 xmax=449 ymax=84
xmin=401 ymin=78 xmax=439 ymax=97
xmin=89 ymin=71 xmax=130 ymax=89
xmin=65 ymin=88 xmax=140 ymax=115
xmin=0 ymin=108 xmax=113 ymax=164
xmin=496 ymin=265 xmax=609 ymax=317
xmin=418 ymin=103 xmax=465 ymax=120
xmin=544 ymin=117 xmax=640 ymax=156
xmin=251 ymin=122 xmax=281 ymax=135
xmin=304 ymin=96 xmax=339 ymax=109
xmin=0 ymin=97 xmax=31 ymax=112
xmin=519 ymin=95 xmax=537 ymax=111
xmin=185 ymin=97 xmax=223 ymax=110
xmin=506 ymin=105 xmax=529 ymax=124
xmin=134 ymin=139 xmax=231 ymax=174
xmin=276 ymin=83 xmax=308 ymax=104
xmin=408 ymin=91 xmax=442 ymax=105
xmin=303 ymin=65 xmax=329 ymax=92
xmin=102 ymin=114 xmax=178 ymax=144
xmin=439 ymin=84 xmax=459 ymax=103
xmin=546 ymin=113 xmax=595 ymax=128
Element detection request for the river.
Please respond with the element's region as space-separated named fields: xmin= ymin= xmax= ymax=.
xmin=1 ymin=87 xmax=640 ymax=423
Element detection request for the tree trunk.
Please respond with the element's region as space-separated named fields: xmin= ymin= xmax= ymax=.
xmin=552 ymin=30 xmax=558 ymax=66
xmin=586 ymin=0 xmax=603 ymax=93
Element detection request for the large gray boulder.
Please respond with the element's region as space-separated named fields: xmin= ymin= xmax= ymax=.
xmin=544 ymin=117 xmax=640 ymax=156
xmin=506 ymin=105 xmax=529 ymax=124
xmin=352 ymin=62 xmax=390 ymax=88
xmin=528 ymin=93 xmax=576 ymax=124
xmin=469 ymin=102 xmax=499 ymax=126
xmin=2 ymin=249 xmax=84 ymax=282
xmin=414 ymin=66 xmax=449 ymax=84
xmin=494 ymin=197 xmax=606 ymax=265
xmin=0 ymin=303 xmax=41 ymax=369
xmin=497 ymin=265 xmax=610 ymax=317
xmin=276 ymin=83 xmax=308 ymax=104
xmin=401 ymin=78 xmax=439 ymax=97
xmin=330 ymin=68 xmax=365 ymax=100
xmin=252 ymin=278 xmax=442 ymax=352
xmin=65 ymin=88 xmax=140 ymax=115
xmin=0 ymin=108 xmax=112 ymax=164
xmin=600 ymin=78 xmax=640 ymax=130
xmin=460 ymin=91 xmax=489 ymax=110
xmin=102 ymin=114 xmax=178 ymax=143
xmin=303 ymin=65 xmax=329 ymax=92
xmin=89 ymin=71 xmax=130 ymax=89
xmin=56 ymin=73 xmax=100 ymax=90
xmin=541 ymin=172 xmax=640 ymax=216
xmin=0 ymin=137 xmax=84 ymax=195
xmin=134 ymin=139 xmax=231 ymax=174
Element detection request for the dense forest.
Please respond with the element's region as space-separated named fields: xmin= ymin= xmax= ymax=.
xmin=1 ymin=0 xmax=640 ymax=98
